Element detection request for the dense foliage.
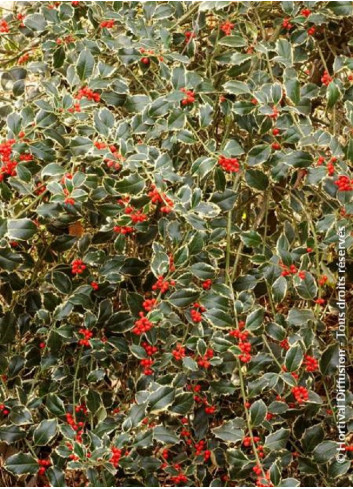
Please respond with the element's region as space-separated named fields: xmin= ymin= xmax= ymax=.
xmin=0 ymin=1 xmax=352 ymax=487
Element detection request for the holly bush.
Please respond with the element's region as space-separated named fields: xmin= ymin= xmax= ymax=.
xmin=0 ymin=1 xmax=352 ymax=487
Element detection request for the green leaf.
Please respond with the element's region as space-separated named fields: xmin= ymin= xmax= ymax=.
xmin=240 ymin=231 xmax=262 ymax=247
xmin=182 ymin=356 xmax=198 ymax=371
xmin=265 ymin=428 xmax=290 ymax=450
xmin=76 ymin=48 xmax=95 ymax=81
xmin=47 ymin=467 xmax=66 ymax=487
xmin=151 ymin=251 xmax=169 ymax=277
xmin=223 ymin=81 xmax=250 ymax=95
xmin=285 ymin=151 xmax=313 ymax=168
xmin=320 ymin=343 xmax=339 ymax=376
xmin=269 ymin=460 xmax=282 ymax=486
xmin=245 ymin=169 xmax=269 ymax=190
xmin=328 ymin=460 xmax=351 ymax=478
xmin=191 ymin=157 xmax=217 ymax=178
xmin=250 ymin=400 xmax=267 ymax=426
xmin=247 ymin=145 xmax=271 ymax=166
xmin=24 ymin=13 xmax=47 ymax=31
xmin=313 ymin=441 xmax=337 ymax=464
xmin=190 ymin=262 xmax=214 ymax=279
xmin=0 ymin=248 xmax=22 ymax=271
xmin=276 ymin=38 xmax=293 ymax=67
xmin=327 ymin=1 xmax=353 ymax=16
xmin=211 ymin=189 xmax=237 ymax=211
xmin=212 ymin=420 xmax=244 ymax=442
xmin=153 ymin=426 xmax=179 ymax=444
xmin=219 ymin=35 xmax=247 ymax=47
xmin=168 ymin=288 xmax=199 ymax=307
xmin=148 ymin=386 xmax=175 ymax=413
xmin=302 ymin=424 xmax=324 ymax=452
xmin=7 ymin=219 xmax=37 ymax=240
xmin=51 ymin=271 xmax=72 ymax=294
xmin=170 ymin=393 xmax=194 ymax=415
xmin=223 ymin=139 xmax=244 ymax=156
xmin=294 ymin=272 xmax=318 ymax=300
xmin=265 ymin=322 xmax=286 ymax=341
xmin=0 ymin=312 xmax=17 ymax=344
xmin=5 ymin=453 xmax=38 ymax=476
xmin=287 ymin=308 xmax=315 ymax=326
xmin=327 ymin=81 xmax=341 ymax=108
xmin=285 ymin=344 xmax=303 ymax=372
xmin=7 ymin=112 xmax=21 ymax=135
xmin=46 ymin=394 xmax=66 ymax=416
xmin=70 ymin=136 xmax=92 ymax=156
xmin=204 ymin=309 xmax=233 ymax=328
xmin=272 ymin=276 xmax=287 ymax=303
xmin=0 ymin=425 xmax=25 ymax=444
xmin=199 ymin=103 xmax=213 ymax=127
xmin=246 ymin=307 xmax=265 ymax=331
xmin=116 ymin=174 xmax=145 ymax=194
xmin=33 ymin=419 xmax=58 ymax=446
xmin=9 ymin=406 xmax=32 ymax=425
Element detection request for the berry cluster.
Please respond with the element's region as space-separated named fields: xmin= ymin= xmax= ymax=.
xmin=230 ymin=322 xmax=252 ymax=363
xmin=303 ymin=354 xmax=318 ymax=372
xmin=197 ymin=348 xmax=214 ymax=369
xmin=18 ymin=53 xmax=30 ymax=64
xmin=279 ymin=338 xmax=289 ymax=350
xmin=218 ymin=155 xmax=240 ymax=173
xmin=105 ymin=146 xmax=124 ymax=170
xmin=142 ymin=298 xmax=157 ymax=311
xmin=220 ymin=20 xmax=234 ymax=35
xmin=140 ymin=342 xmax=158 ymax=374
xmin=292 ymin=386 xmax=309 ymax=404
xmin=280 ymin=262 xmax=299 ymax=277
xmin=133 ymin=312 xmax=153 ymax=335
xmin=243 ymin=436 xmax=264 ymax=458
xmin=282 ymin=18 xmax=293 ymax=30
xmin=172 ymin=343 xmax=186 ymax=361
xmin=202 ymin=279 xmax=212 ymax=290
xmin=113 ymin=225 xmax=134 ymax=235
xmin=140 ymin=358 xmax=154 ymax=375
xmin=56 ymin=35 xmax=75 ymax=44
xmin=0 ymin=19 xmax=9 ymax=33
xmin=100 ymin=20 xmax=115 ymax=28
xmin=318 ymin=274 xmax=328 ymax=286
xmin=180 ymin=87 xmax=196 ymax=105
xmin=78 ymin=328 xmax=93 ymax=347
xmin=0 ymin=139 xmax=17 ymax=182
xmin=142 ymin=342 xmax=158 ymax=356
xmin=152 ymin=275 xmax=175 ymax=293
xmin=125 ymin=206 xmax=147 ymax=223
xmin=190 ymin=302 xmax=206 ymax=322
xmin=110 ymin=447 xmax=122 ymax=468
xmin=185 ymin=30 xmax=196 ymax=42
xmin=37 ymin=459 xmax=51 ymax=476
xmin=170 ymin=473 xmax=188 ymax=485
xmin=271 ymin=142 xmax=281 ymax=150
xmin=71 ymin=259 xmax=86 ymax=275
xmin=66 ymin=411 xmax=85 ymax=442
xmin=0 ymin=403 xmax=9 ymax=416
xmin=301 ymin=8 xmax=311 ymax=17
xmin=194 ymin=440 xmax=211 ymax=461
xmin=148 ymin=185 xmax=174 ymax=213
xmin=76 ymin=86 xmax=100 ymax=102
xmin=334 ymin=175 xmax=353 ymax=192
xmin=321 ymin=71 xmax=333 ymax=86
xmin=68 ymin=102 xmax=81 ymax=113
